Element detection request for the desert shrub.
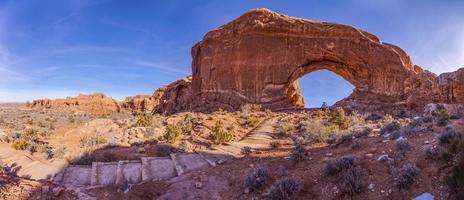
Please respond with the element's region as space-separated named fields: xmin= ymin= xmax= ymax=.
xmin=395 ymin=164 xmax=419 ymax=191
xmin=270 ymin=141 xmax=281 ymax=148
xmin=439 ymin=127 xmax=460 ymax=144
xmin=179 ymin=114 xmax=196 ymax=133
xmin=211 ymin=121 xmax=232 ymax=144
xmin=291 ymin=143 xmax=305 ymax=163
xmin=37 ymin=144 xmax=49 ymax=154
xmin=100 ymin=151 xmax=117 ymax=162
xmin=241 ymin=146 xmax=252 ymax=155
xmin=79 ymin=134 xmax=107 ymax=149
xmin=240 ymin=104 xmax=261 ymax=116
xmin=300 ymin=120 xmax=336 ymax=143
xmin=268 ymin=177 xmax=301 ymax=200
xmin=67 ymin=115 xmax=76 ymax=123
xmin=422 ymin=116 xmax=433 ymax=123
xmin=157 ymin=145 xmax=174 ymax=157
xmin=164 ymin=123 xmax=182 ymax=143
xmin=383 ymin=114 xmax=395 ymax=124
xmin=11 ymin=140 xmax=28 ymax=150
xmin=251 ymin=104 xmax=262 ymax=112
xmin=136 ymin=114 xmax=153 ymax=127
xmin=442 ymin=137 xmax=464 ymax=199
xmin=423 ymin=145 xmax=440 ymax=159
xmin=26 ymin=144 xmax=37 ymax=155
xmin=395 ymin=137 xmax=411 ymax=158
xmin=246 ymin=115 xmax=260 ymax=128
xmin=23 ymin=128 xmax=38 ymax=139
xmin=366 ymin=113 xmax=383 ymax=121
xmin=276 ymin=120 xmax=292 ymax=137
xmin=381 ymin=120 xmax=401 ymax=134
xmin=53 ymin=147 xmax=67 ymax=159
xmin=244 ymin=167 xmax=269 ymax=192
xmin=433 ymin=104 xmax=450 ymax=126
xmin=67 ymin=152 xmax=95 ymax=165
xmin=328 ymin=107 xmax=350 ymax=129
xmin=348 ymin=111 xmax=366 ymax=126
xmin=324 ymin=155 xmax=363 ymax=195
xmin=351 ymin=139 xmax=361 ymax=150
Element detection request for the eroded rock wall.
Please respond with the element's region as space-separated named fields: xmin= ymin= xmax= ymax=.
xmin=29 ymin=93 xmax=121 ymax=115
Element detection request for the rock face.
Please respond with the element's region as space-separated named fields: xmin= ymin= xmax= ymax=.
xmin=29 ymin=93 xmax=121 ymax=115
xmin=184 ymin=8 xmax=463 ymax=113
xmin=154 ymin=76 xmax=193 ymax=114
xmin=121 ymin=95 xmax=159 ymax=113
xmin=438 ymin=68 xmax=464 ymax=104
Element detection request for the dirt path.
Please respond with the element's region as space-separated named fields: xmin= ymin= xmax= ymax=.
xmin=212 ymin=116 xmax=287 ymax=157
xmin=0 ymin=144 xmax=67 ymax=180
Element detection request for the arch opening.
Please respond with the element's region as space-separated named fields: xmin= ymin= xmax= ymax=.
xmin=295 ymin=69 xmax=355 ymax=108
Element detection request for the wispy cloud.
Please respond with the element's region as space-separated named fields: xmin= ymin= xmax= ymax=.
xmin=128 ymin=59 xmax=190 ymax=75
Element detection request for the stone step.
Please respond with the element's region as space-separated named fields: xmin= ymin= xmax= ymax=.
xmin=197 ymin=150 xmax=234 ymax=167
xmin=91 ymin=162 xmax=118 ymax=186
xmin=171 ymin=153 xmax=210 ymax=176
xmin=115 ymin=160 xmax=142 ymax=185
xmin=141 ymin=157 xmax=177 ymax=182
xmin=55 ymin=165 xmax=92 ymax=186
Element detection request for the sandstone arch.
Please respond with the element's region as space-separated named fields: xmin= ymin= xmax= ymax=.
xmin=190 ymin=8 xmax=428 ymax=112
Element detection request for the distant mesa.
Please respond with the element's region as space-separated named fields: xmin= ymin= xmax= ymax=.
xmin=28 ymin=8 xmax=464 ymax=114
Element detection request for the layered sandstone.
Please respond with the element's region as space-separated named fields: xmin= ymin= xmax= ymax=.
xmin=154 ymin=76 xmax=193 ymax=114
xmin=184 ymin=8 xmax=463 ymax=113
xmin=121 ymin=95 xmax=158 ymax=114
xmin=28 ymin=93 xmax=121 ymax=115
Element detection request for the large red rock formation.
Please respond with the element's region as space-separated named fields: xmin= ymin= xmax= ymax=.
xmin=183 ymin=8 xmax=463 ymax=113
xmin=28 ymin=93 xmax=121 ymax=115
xmin=154 ymin=76 xmax=193 ymax=114
xmin=121 ymin=95 xmax=159 ymax=113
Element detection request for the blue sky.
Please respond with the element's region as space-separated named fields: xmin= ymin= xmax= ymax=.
xmin=0 ymin=0 xmax=463 ymax=107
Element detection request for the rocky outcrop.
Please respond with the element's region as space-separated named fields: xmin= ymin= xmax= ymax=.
xmin=154 ymin=76 xmax=193 ymax=114
xmin=121 ymin=95 xmax=159 ymax=114
xmin=28 ymin=93 xmax=121 ymax=115
xmin=438 ymin=68 xmax=464 ymax=104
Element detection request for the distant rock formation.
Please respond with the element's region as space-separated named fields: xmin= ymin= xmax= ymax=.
xmin=28 ymin=93 xmax=121 ymax=115
xmin=121 ymin=95 xmax=158 ymax=114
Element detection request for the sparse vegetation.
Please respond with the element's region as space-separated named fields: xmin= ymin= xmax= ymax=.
xmin=299 ymin=120 xmax=335 ymax=143
xmin=164 ymin=123 xmax=182 ymax=143
xmin=67 ymin=115 xmax=76 ymax=123
xmin=276 ymin=119 xmax=292 ymax=137
xmin=442 ymin=136 xmax=464 ymax=199
xmin=136 ymin=114 xmax=153 ymax=127
xmin=79 ymin=134 xmax=107 ymax=149
xmin=241 ymin=146 xmax=252 ymax=155
xmin=244 ymin=167 xmax=269 ymax=192
xmin=439 ymin=126 xmax=460 ymax=144
xmin=11 ymin=140 xmax=28 ymax=150
xmin=246 ymin=115 xmax=260 ymax=128
xmin=381 ymin=120 xmax=401 ymax=134
xmin=211 ymin=120 xmax=232 ymax=144
xmin=323 ymin=155 xmax=364 ymax=196
xmin=291 ymin=143 xmax=305 ymax=163
xmin=433 ymin=104 xmax=450 ymax=126
xmin=394 ymin=164 xmax=419 ymax=191
xmin=351 ymin=139 xmax=361 ymax=150
xmin=328 ymin=107 xmax=350 ymax=129
xmin=395 ymin=137 xmax=411 ymax=158
xmin=270 ymin=141 xmax=281 ymax=148
xmin=268 ymin=177 xmax=301 ymax=200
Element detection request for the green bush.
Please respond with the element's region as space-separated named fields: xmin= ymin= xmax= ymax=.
xmin=245 ymin=167 xmax=269 ymax=192
xmin=136 ymin=114 xmax=153 ymax=127
xmin=328 ymin=107 xmax=350 ymax=129
xmin=276 ymin=120 xmax=292 ymax=137
xmin=395 ymin=164 xmax=419 ymax=191
xmin=268 ymin=177 xmax=301 ymax=200
xmin=442 ymin=137 xmax=464 ymax=199
xmin=300 ymin=120 xmax=336 ymax=143
xmin=270 ymin=141 xmax=281 ymax=148
xmin=211 ymin=121 xmax=232 ymax=145
xmin=433 ymin=104 xmax=450 ymax=126
xmin=11 ymin=140 xmax=28 ymax=150
xmin=324 ymin=155 xmax=364 ymax=196
xmin=246 ymin=116 xmax=260 ymax=128
xmin=67 ymin=115 xmax=76 ymax=123
xmin=164 ymin=123 xmax=182 ymax=143
xmin=291 ymin=143 xmax=306 ymax=163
